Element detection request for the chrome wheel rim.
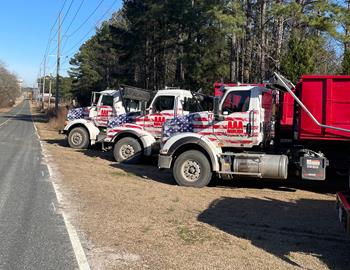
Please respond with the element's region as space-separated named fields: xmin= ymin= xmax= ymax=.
xmin=181 ymin=160 xmax=201 ymax=182
xmin=72 ymin=132 xmax=83 ymax=145
xmin=120 ymin=144 xmax=135 ymax=159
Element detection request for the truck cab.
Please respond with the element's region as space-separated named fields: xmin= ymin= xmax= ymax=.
xmin=162 ymin=85 xmax=275 ymax=149
xmin=159 ymin=84 xmax=288 ymax=187
xmin=62 ymin=86 xmax=150 ymax=149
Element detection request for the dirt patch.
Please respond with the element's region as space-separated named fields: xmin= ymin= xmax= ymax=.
xmin=31 ymin=103 xmax=350 ymax=270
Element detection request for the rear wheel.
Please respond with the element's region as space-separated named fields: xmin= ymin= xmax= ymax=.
xmin=113 ymin=137 xmax=142 ymax=164
xmin=173 ymin=150 xmax=212 ymax=188
xmin=68 ymin=127 xmax=89 ymax=149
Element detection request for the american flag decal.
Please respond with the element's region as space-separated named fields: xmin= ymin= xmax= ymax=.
xmin=163 ymin=114 xmax=197 ymax=140
xmin=107 ymin=113 xmax=135 ymax=128
xmin=67 ymin=107 xmax=90 ymax=121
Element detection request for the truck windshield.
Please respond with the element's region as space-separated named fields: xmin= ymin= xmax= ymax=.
xmin=222 ymin=90 xmax=250 ymax=113
xmin=153 ymin=96 xmax=175 ymax=112
xmin=100 ymin=95 xmax=114 ymax=107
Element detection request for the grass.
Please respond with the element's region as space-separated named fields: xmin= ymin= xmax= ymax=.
xmin=171 ymin=196 xmax=180 ymax=203
xmin=111 ymin=171 xmax=138 ymax=178
xmin=177 ymin=225 xmax=211 ymax=244
xmin=140 ymin=225 xmax=152 ymax=233
xmin=166 ymin=206 xmax=176 ymax=213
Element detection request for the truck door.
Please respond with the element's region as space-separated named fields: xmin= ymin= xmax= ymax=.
xmin=96 ymin=94 xmax=115 ymax=127
xmin=215 ymin=89 xmax=257 ymax=147
xmin=145 ymin=95 xmax=177 ymax=138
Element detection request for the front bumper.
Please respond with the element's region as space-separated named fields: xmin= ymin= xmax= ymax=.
xmin=336 ymin=191 xmax=350 ymax=235
xmin=158 ymin=154 xmax=172 ymax=169
xmin=59 ymin=129 xmax=67 ymax=135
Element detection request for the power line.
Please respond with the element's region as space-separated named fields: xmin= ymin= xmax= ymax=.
xmin=62 ymin=0 xmax=119 ymax=57
xmin=41 ymin=0 xmax=69 ymax=66
xmin=66 ymin=0 xmax=105 ymax=38
xmin=62 ymin=0 xmax=86 ymax=38
xmin=47 ymin=0 xmax=76 ymax=56
xmin=38 ymin=0 xmax=70 ymax=83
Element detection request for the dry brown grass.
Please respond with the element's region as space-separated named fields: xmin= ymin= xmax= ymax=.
xmin=46 ymin=105 xmax=68 ymax=130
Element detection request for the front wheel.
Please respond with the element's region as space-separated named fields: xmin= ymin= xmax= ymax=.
xmin=173 ymin=150 xmax=212 ymax=188
xmin=113 ymin=137 xmax=142 ymax=164
xmin=67 ymin=127 xmax=90 ymax=149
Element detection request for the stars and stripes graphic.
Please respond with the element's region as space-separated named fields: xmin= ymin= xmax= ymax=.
xmin=163 ymin=114 xmax=195 ymax=139
xmin=67 ymin=107 xmax=90 ymax=121
xmin=107 ymin=113 xmax=135 ymax=128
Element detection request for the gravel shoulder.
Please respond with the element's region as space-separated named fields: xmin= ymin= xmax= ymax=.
xmin=31 ymin=103 xmax=350 ymax=270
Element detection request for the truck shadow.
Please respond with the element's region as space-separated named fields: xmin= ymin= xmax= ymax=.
xmin=198 ymin=196 xmax=350 ymax=269
xmin=110 ymin=159 xmax=177 ymax=186
xmin=108 ymin=159 xmax=347 ymax=194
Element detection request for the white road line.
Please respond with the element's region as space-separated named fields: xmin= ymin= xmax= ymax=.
xmin=41 ymin=171 xmax=45 ymax=177
xmin=30 ymin=106 xmax=91 ymax=270
xmin=0 ymin=102 xmax=25 ymax=129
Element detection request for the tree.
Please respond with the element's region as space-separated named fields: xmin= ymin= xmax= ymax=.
xmin=0 ymin=62 xmax=20 ymax=108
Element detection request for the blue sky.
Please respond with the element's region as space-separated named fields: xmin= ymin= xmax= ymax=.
xmin=0 ymin=0 xmax=122 ymax=87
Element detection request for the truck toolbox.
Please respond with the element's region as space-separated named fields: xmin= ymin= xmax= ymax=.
xmin=336 ymin=191 xmax=350 ymax=235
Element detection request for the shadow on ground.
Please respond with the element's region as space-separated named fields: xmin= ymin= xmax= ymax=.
xmin=111 ymin=159 xmax=347 ymax=194
xmin=110 ymin=158 xmax=176 ymax=185
xmin=198 ymin=196 xmax=350 ymax=270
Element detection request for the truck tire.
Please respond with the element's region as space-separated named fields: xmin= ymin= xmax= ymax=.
xmin=113 ymin=137 xmax=142 ymax=164
xmin=173 ymin=150 xmax=212 ymax=188
xmin=68 ymin=127 xmax=90 ymax=149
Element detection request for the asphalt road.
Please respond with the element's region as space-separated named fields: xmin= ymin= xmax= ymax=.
xmin=0 ymin=101 xmax=78 ymax=269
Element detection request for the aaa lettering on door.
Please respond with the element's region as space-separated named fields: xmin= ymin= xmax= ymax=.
xmin=154 ymin=116 xmax=166 ymax=127
xmin=99 ymin=109 xmax=110 ymax=117
xmin=227 ymin=120 xmax=243 ymax=134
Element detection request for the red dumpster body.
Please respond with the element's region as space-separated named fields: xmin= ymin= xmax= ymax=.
xmin=294 ymin=75 xmax=350 ymax=141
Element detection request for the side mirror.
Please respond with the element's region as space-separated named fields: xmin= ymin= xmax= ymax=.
xmin=213 ymin=97 xmax=221 ymax=121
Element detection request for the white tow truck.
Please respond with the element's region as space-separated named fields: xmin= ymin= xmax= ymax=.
xmin=104 ymin=88 xmax=213 ymax=164
xmin=60 ymin=86 xmax=150 ymax=149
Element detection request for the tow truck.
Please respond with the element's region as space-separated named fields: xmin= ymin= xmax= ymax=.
xmin=104 ymin=88 xmax=212 ymax=164
xmin=60 ymin=86 xmax=150 ymax=149
xmin=159 ymin=73 xmax=350 ymax=188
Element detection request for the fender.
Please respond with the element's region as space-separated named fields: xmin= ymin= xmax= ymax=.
xmin=110 ymin=128 xmax=156 ymax=156
xmin=160 ymin=132 xmax=222 ymax=171
xmin=64 ymin=119 xmax=100 ymax=144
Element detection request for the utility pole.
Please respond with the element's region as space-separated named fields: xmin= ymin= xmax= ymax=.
xmin=48 ymin=75 xmax=52 ymax=110
xmin=42 ymin=56 xmax=47 ymax=110
xmin=38 ymin=67 xmax=42 ymax=104
xmin=55 ymin=13 xmax=61 ymax=111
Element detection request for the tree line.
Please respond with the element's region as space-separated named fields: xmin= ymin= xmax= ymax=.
xmin=0 ymin=62 xmax=20 ymax=108
xmin=58 ymin=0 xmax=350 ymax=104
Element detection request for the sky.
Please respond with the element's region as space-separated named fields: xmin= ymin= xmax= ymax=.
xmin=0 ymin=0 xmax=122 ymax=87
